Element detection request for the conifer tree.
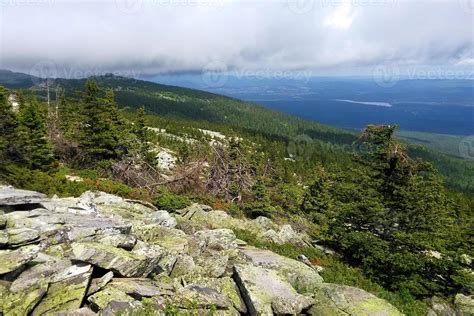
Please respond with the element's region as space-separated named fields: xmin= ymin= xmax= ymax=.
xmin=0 ymin=86 xmax=20 ymax=164
xmin=17 ymin=96 xmax=55 ymax=170
xmin=80 ymin=80 xmax=121 ymax=162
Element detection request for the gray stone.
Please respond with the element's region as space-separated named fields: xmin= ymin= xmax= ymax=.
xmin=52 ymin=307 xmax=96 ymax=315
xmin=171 ymin=254 xmax=196 ymax=278
xmin=0 ymin=186 xmax=46 ymax=206
xmin=108 ymin=278 xmax=173 ymax=298
xmin=0 ymin=230 xmax=7 ymax=247
xmin=455 ymin=294 xmax=474 ymax=316
xmin=240 ymin=247 xmax=324 ymax=292
xmin=172 ymin=284 xmax=233 ymax=309
xmin=87 ymin=271 xmax=114 ymax=296
xmin=194 ymin=229 xmax=238 ymax=252
xmin=0 ymin=245 xmax=39 ymax=275
xmin=309 ymin=283 xmax=403 ymax=316
xmin=71 ymin=242 xmax=160 ymax=277
xmin=32 ymin=264 xmax=92 ymax=315
xmin=149 ymin=210 xmax=177 ymax=228
xmin=426 ymin=296 xmax=456 ymax=316
xmin=233 ymin=263 xmax=313 ymax=315
xmin=87 ymin=286 xmax=135 ymax=311
xmin=96 ymin=233 xmax=137 ymax=250
xmin=7 ymin=227 xmax=40 ymax=247
xmin=9 ymin=258 xmax=71 ymax=292
xmin=0 ymin=214 xmax=6 ymax=228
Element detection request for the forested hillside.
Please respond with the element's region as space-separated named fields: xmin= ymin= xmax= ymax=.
xmin=0 ymin=76 xmax=473 ymax=315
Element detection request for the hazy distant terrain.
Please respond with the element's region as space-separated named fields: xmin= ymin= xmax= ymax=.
xmin=153 ymin=75 xmax=474 ymax=136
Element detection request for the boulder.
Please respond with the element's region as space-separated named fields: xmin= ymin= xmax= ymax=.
xmin=87 ymin=271 xmax=114 ymax=296
xmin=31 ymin=264 xmax=92 ymax=315
xmin=2 ymin=283 xmax=48 ymax=315
xmin=427 ymin=296 xmax=455 ymax=316
xmin=172 ymin=284 xmax=233 ymax=309
xmin=149 ymin=210 xmax=177 ymax=228
xmin=309 ymin=283 xmax=403 ymax=316
xmin=194 ymin=229 xmax=238 ymax=252
xmin=170 ymin=254 xmax=196 ymax=278
xmin=233 ymin=263 xmax=313 ymax=315
xmin=0 ymin=245 xmax=39 ymax=275
xmin=0 ymin=186 xmax=46 ymax=206
xmin=0 ymin=230 xmax=7 ymax=247
xmin=6 ymin=227 xmax=40 ymax=247
xmin=131 ymin=224 xmax=189 ymax=252
xmin=240 ymin=247 xmax=323 ymax=292
xmin=107 ymin=278 xmax=173 ymax=298
xmin=87 ymin=286 xmax=135 ymax=311
xmin=71 ymin=242 xmax=160 ymax=277
xmin=9 ymin=258 xmax=71 ymax=292
xmin=455 ymin=294 xmax=474 ymax=316
xmin=95 ymin=233 xmax=137 ymax=250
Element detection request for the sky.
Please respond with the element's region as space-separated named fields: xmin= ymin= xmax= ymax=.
xmin=0 ymin=0 xmax=473 ymax=79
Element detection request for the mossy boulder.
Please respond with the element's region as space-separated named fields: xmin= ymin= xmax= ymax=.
xmin=71 ymin=242 xmax=160 ymax=277
xmin=0 ymin=245 xmax=39 ymax=275
xmin=2 ymin=283 xmax=48 ymax=315
xmin=240 ymin=247 xmax=324 ymax=293
xmin=455 ymin=294 xmax=474 ymax=316
xmin=309 ymin=283 xmax=403 ymax=316
xmin=233 ymin=263 xmax=313 ymax=315
xmin=31 ymin=264 xmax=92 ymax=315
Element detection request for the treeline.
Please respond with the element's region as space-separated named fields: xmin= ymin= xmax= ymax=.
xmin=1 ymin=81 xmax=472 ymax=310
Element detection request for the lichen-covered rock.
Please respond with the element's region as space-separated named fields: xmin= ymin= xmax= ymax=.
xmin=148 ymin=210 xmax=177 ymax=228
xmin=31 ymin=264 xmax=92 ymax=315
xmin=0 ymin=230 xmax=7 ymax=247
xmin=71 ymin=242 xmax=160 ymax=277
xmin=233 ymin=263 xmax=313 ymax=315
xmin=194 ymin=229 xmax=238 ymax=252
xmin=0 ymin=186 xmax=46 ymax=206
xmin=183 ymin=277 xmax=247 ymax=314
xmin=87 ymin=271 xmax=114 ymax=296
xmin=87 ymin=286 xmax=135 ymax=311
xmin=194 ymin=252 xmax=229 ymax=278
xmin=171 ymin=254 xmax=196 ymax=278
xmin=131 ymin=224 xmax=189 ymax=252
xmin=6 ymin=227 xmax=40 ymax=247
xmin=172 ymin=284 xmax=233 ymax=309
xmin=427 ymin=296 xmax=455 ymax=316
xmin=240 ymin=247 xmax=323 ymax=293
xmin=0 ymin=214 xmax=6 ymax=228
xmin=95 ymin=233 xmax=137 ymax=250
xmin=309 ymin=283 xmax=403 ymax=316
xmin=9 ymin=258 xmax=71 ymax=292
xmin=455 ymin=293 xmax=474 ymax=316
xmin=2 ymin=283 xmax=48 ymax=315
xmin=107 ymin=278 xmax=173 ymax=298
xmin=0 ymin=245 xmax=39 ymax=275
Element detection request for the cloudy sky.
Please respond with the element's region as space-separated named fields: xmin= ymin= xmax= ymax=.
xmin=0 ymin=0 xmax=473 ymax=78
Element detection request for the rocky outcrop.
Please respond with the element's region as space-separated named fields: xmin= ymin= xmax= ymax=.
xmin=455 ymin=294 xmax=474 ymax=316
xmin=0 ymin=186 xmax=403 ymax=315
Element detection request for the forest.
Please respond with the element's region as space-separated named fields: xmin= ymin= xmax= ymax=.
xmin=0 ymin=78 xmax=473 ymax=315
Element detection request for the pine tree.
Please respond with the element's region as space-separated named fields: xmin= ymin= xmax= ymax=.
xmin=0 ymin=86 xmax=20 ymax=164
xmin=17 ymin=96 xmax=55 ymax=170
xmin=80 ymin=80 xmax=121 ymax=162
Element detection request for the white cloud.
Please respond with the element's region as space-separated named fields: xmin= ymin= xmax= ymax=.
xmin=0 ymin=0 xmax=472 ymax=77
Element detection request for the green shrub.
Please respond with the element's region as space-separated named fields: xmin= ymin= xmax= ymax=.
xmin=153 ymin=189 xmax=191 ymax=211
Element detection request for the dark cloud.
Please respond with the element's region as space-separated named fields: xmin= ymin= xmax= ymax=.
xmin=0 ymin=0 xmax=472 ymax=78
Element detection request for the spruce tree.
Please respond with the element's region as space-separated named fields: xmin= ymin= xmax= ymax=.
xmin=80 ymin=80 xmax=121 ymax=162
xmin=17 ymin=96 xmax=55 ymax=170
xmin=0 ymin=86 xmax=20 ymax=163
